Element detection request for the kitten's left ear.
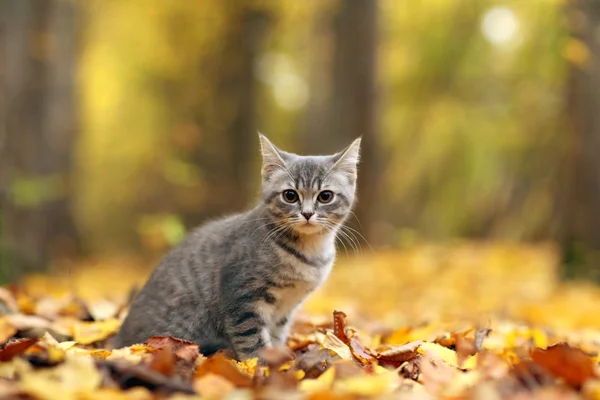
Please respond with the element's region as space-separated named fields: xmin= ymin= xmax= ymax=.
xmin=331 ymin=137 xmax=361 ymax=176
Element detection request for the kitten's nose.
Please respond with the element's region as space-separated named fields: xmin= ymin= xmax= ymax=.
xmin=301 ymin=212 xmax=314 ymax=221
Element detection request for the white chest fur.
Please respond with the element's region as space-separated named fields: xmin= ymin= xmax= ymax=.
xmin=265 ymin=233 xmax=336 ymax=323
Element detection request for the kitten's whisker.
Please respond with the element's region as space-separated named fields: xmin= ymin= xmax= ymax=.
xmin=337 ymin=225 xmax=361 ymax=254
xmin=321 ymin=221 xmax=352 ymax=256
xmin=341 ymin=224 xmax=374 ymax=252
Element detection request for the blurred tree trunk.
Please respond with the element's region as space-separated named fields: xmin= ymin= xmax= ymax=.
xmin=182 ymin=3 xmax=272 ymax=227
xmin=560 ymin=1 xmax=600 ymax=280
xmin=330 ymin=0 xmax=380 ymax=245
xmin=0 ymin=0 xmax=80 ymax=280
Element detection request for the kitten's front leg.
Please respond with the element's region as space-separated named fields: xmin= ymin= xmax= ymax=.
xmin=226 ymin=310 xmax=272 ymax=360
xmin=269 ymin=315 xmax=292 ymax=347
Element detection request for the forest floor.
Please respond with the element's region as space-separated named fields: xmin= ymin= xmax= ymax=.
xmin=1 ymin=241 xmax=600 ymax=399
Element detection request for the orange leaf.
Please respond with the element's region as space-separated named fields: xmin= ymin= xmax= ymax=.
xmin=149 ymin=347 xmax=175 ymax=377
xmin=194 ymin=353 xmax=252 ymax=388
xmin=530 ymin=343 xmax=596 ymax=386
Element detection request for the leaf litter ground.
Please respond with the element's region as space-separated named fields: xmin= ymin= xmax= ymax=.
xmin=2 ymin=242 xmax=600 ymax=399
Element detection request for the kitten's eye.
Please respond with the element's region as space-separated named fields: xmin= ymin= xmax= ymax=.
xmin=282 ymin=189 xmax=299 ymax=203
xmin=317 ymin=190 xmax=334 ymax=203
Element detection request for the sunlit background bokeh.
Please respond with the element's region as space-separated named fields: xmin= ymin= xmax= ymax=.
xmin=2 ymin=0 xmax=600 ymax=325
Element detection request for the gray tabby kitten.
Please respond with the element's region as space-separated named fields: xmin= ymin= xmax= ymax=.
xmin=116 ymin=134 xmax=361 ymax=360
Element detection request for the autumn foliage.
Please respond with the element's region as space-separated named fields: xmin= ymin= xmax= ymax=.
xmin=1 ymin=244 xmax=600 ymax=399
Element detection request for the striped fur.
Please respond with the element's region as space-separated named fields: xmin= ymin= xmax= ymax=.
xmin=116 ymin=134 xmax=361 ymax=360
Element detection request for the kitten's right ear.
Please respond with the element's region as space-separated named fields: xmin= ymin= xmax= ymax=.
xmin=258 ymin=133 xmax=288 ymax=180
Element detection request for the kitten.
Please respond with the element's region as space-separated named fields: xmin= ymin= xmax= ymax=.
xmin=116 ymin=134 xmax=361 ymax=360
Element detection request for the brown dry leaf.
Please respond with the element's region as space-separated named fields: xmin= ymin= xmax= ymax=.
xmin=377 ymin=340 xmax=422 ymax=367
xmin=333 ymin=310 xmax=349 ymax=344
xmin=72 ymin=318 xmax=120 ymax=344
xmin=530 ymin=342 xmax=597 ymax=386
xmin=348 ymin=336 xmax=376 ymax=364
xmin=0 ymin=338 xmax=38 ymax=361
xmin=194 ymin=353 xmax=253 ymax=388
xmin=146 ymin=336 xmax=199 ymax=362
xmin=295 ymin=345 xmax=340 ymax=379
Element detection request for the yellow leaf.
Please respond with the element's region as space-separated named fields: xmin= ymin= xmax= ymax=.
xmin=418 ymin=342 xmax=477 ymax=369
xmin=57 ymin=341 xmax=77 ymax=350
xmin=299 ymin=366 xmax=336 ymax=393
xmin=72 ymin=318 xmax=120 ymax=344
xmin=237 ymin=357 xmax=258 ymax=377
xmin=19 ymin=355 xmax=102 ymax=400
xmin=321 ymin=331 xmax=353 ymax=361
xmin=530 ymin=328 xmax=548 ymax=349
xmin=334 ymin=370 xmax=401 ymax=397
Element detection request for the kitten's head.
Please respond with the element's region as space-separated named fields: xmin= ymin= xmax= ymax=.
xmin=259 ymin=134 xmax=361 ymax=236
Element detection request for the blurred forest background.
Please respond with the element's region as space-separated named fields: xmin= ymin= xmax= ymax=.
xmin=1 ymin=0 xmax=599 ymax=284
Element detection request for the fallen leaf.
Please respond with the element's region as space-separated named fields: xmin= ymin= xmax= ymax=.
xmin=19 ymin=354 xmax=102 ymax=400
xmin=530 ymin=342 xmax=597 ymax=386
xmin=194 ymin=353 xmax=252 ymax=387
xmin=473 ymin=327 xmax=491 ymax=352
xmin=72 ymin=318 xmax=120 ymax=344
xmin=0 ymin=338 xmax=38 ymax=361
xmin=0 ymin=317 xmax=17 ymax=345
xmin=377 ymin=340 xmax=422 ymax=367
xmin=455 ymin=334 xmax=476 ymax=368
xmin=334 ymin=369 xmax=401 ymax=397
xmin=418 ymin=341 xmax=477 ymax=370
xmin=295 ymin=345 xmax=340 ymax=379
xmin=6 ymin=313 xmax=52 ymax=330
xmin=23 ymin=341 xmax=66 ymax=366
xmin=322 ymin=331 xmax=353 ymax=361
xmin=193 ymin=372 xmax=236 ymax=398
xmin=149 ymin=346 xmax=175 ymax=377
xmin=299 ymin=363 xmax=336 ymax=393
xmin=348 ymin=336 xmax=376 ymax=364
xmin=333 ymin=310 xmax=349 ymax=344
xmin=146 ymin=336 xmax=199 ymax=363
xmin=99 ymin=359 xmax=195 ymax=395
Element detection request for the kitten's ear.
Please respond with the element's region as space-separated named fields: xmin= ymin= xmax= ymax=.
xmin=331 ymin=137 xmax=361 ymax=176
xmin=258 ymin=133 xmax=288 ymax=179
